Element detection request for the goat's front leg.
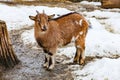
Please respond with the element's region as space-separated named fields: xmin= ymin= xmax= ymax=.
xmin=48 ymin=52 xmax=55 ymax=70
xmin=43 ymin=54 xmax=49 ymax=68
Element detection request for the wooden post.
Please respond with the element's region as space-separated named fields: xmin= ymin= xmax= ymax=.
xmin=0 ymin=20 xmax=19 ymax=68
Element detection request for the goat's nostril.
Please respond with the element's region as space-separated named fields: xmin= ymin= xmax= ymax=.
xmin=44 ymin=26 xmax=47 ymax=30
xmin=42 ymin=26 xmax=47 ymax=31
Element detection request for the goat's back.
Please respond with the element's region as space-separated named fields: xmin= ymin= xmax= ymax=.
xmin=50 ymin=12 xmax=89 ymax=46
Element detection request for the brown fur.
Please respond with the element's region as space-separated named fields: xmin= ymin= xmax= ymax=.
xmin=29 ymin=11 xmax=88 ymax=70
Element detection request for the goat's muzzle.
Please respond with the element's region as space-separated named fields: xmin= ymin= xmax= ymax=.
xmin=41 ymin=26 xmax=47 ymax=31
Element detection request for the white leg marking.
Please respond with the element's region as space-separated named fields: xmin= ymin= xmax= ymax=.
xmin=43 ymin=54 xmax=49 ymax=68
xmin=71 ymin=36 xmax=75 ymax=42
xmin=75 ymin=35 xmax=79 ymax=40
xmin=75 ymin=21 xmax=79 ymax=24
xmin=76 ymin=45 xmax=81 ymax=48
xmin=79 ymin=31 xmax=83 ymax=35
xmin=82 ymin=51 xmax=85 ymax=59
xmin=48 ymin=55 xmax=55 ymax=70
xmin=79 ymin=19 xmax=83 ymax=26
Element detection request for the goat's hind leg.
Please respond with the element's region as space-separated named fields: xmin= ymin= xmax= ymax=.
xmin=74 ymin=45 xmax=85 ymax=65
xmin=73 ymin=48 xmax=81 ymax=64
xmin=79 ymin=47 xmax=85 ymax=65
xmin=74 ymin=39 xmax=85 ymax=65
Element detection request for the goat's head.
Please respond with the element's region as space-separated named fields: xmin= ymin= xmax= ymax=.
xmin=29 ymin=10 xmax=55 ymax=31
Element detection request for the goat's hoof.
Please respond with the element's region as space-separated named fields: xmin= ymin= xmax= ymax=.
xmin=43 ymin=63 xmax=48 ymax=68
xmin=47 ymin=67 xmax=53 ymax=71
xmin=47 ymin=68 xmax=52 ymax=71
xmin=73 ymin=60 xmax=79 ymax=64
xmin=73 ymin=60 xmax=77 ymax=63
xmin=79 ymin=59 xmax=85 ymax=66
xmin=47 ymin=65 xmax=54 ymax=70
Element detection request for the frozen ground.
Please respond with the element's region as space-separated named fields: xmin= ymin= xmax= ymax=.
xmin=0 ymin=1 xmax=120 ymax=80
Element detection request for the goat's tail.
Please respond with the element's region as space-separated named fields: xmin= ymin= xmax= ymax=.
xmin=88 ymin=25 xmax=92 ymax=29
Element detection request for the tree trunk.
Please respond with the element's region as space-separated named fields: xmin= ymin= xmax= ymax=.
xmin=0 ymin=20 xmax=19 ymax=68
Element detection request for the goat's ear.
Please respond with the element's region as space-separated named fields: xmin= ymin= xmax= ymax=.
xmin=29 ymin=16 xmax=35 ymax=21
xmin=48 ymin=14 xmax=55 ymax=19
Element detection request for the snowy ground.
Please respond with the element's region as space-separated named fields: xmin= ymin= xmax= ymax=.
xmin=0 ymin=1 xmax=120 ymax=80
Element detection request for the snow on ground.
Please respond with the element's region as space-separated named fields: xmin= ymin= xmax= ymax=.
xmin=80 ymin=1 xmax=101 ymax=6
xmin=86 ymin=18 xmax=120 ymax=57
xmin=21 ymin=29 xmax=35 ymax=45
xmin=83 ymin=10 xmax=120 ymax=34
xmin=1 ymin=1 xmax=120 ymax=80
xmin=73 ymin=58 xmax=120 ymax=80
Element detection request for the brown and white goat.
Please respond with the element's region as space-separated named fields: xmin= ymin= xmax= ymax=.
xmin=29 ymin=11 xmax=88 ymax=70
